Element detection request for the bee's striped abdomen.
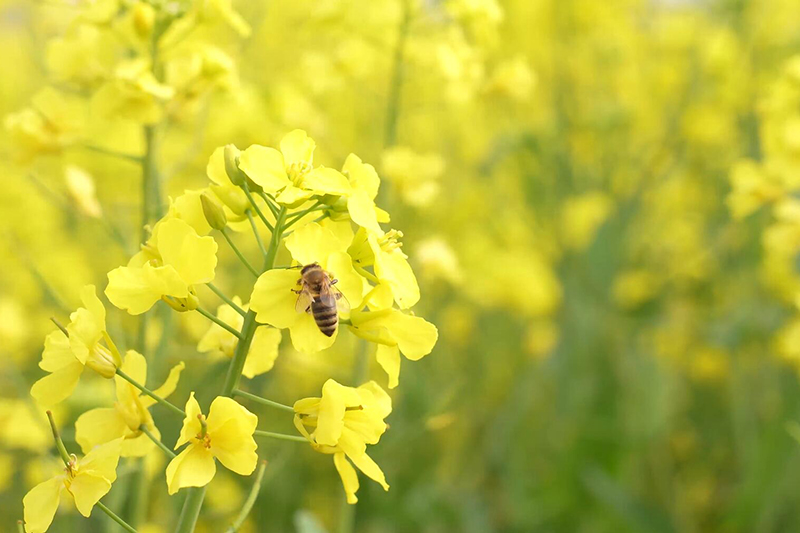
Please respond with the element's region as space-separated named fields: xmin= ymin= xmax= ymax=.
xmin=311 ymin=299 xmax=338 ymax=337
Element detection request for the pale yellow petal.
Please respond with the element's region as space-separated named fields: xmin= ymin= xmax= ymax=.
xmin=348 ymin=451 xmax=389 ymax=491
xmin=31 ymin=361 xmax=83 ymax=407
xmin=386 ymin=312 xmax=438 ymax=361
xmin=343 ymin=153 xmax=380 ymax=200
xmin=315 ymin=379 xmax=347 ymax=446
xmin=326 ymin=251 xmax=365 ymax=311
xmin=243 ymin=327 xmax=281 ymax=378
xmin=145 ymin=361 xmax=186 ymax=405
xmin=39 ymin=330 xmax=75 ymax=372
xmin=209 ymin=419 xmax=258 ymax=476
xmin=289 ymin=313 xmax=337 ymax=354
xmin=303 ymin=167 xmax=351 ymax=195
xmin=238 ymin=145 xmax=289 ymax=193
xmin=23 ymin=477 xmax=63 ymax=533
xmin=80 ymin=438 xmax=122 ymax=482
xmin=165 ymin=443 xmax=216 ymax=495
xmin=285 ymin=222 xmax=346 ymax=266
xmin=176 ymin=392 xmax=203 ymax=449
xmin=250 ymin=269 xmax=301 ymax=329
xmin=157 ymin=218 xmax=218 ymax=286
xmin=75 ymin=408 xmax=127 ymax=454
xmin=333 ymin=452 xmax=359 ymax=504
xmin=106 ymin=263 xmax=188 ymax=315
xmin=280 ymin=129 xmax=315 ymax=166
xmin=347 ymin=189 xmax=382 ymax=235
xmin=207 ymin=396 xmax=258 ymax=435
xmin=375 ymin=344 xmax=401 ymax=389
xmin=69 ymin=472 xmax=112 ymax=517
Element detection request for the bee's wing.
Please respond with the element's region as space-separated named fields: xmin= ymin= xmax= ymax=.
xmin=295 ymin=288 xmax=314 ymax=314
xmin=326 ymin=284 xmax=350 ymax=314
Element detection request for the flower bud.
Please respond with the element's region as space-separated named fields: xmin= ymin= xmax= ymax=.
xmin=224 ymin=145 xmax=246 ymax=186
xmin=86 ymin=344 xmax=120 ymax=379
xmin=132 ymin=2 xmax=156 ymax=38
xmin=210 ymin=184 xmax=249 ymax=216
xmin=201 ymin=191 xmax=228 ymax=230
xmin=163 ymin=291 xmax=200 ymax=313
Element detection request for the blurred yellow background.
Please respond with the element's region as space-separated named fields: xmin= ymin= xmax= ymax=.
xmin=4 ymin=0 xmax=800 ymax=531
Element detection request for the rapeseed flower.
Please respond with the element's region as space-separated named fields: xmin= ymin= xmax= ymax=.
xmin=294 ymin=379 xmax=391 ymax=504
xmin=165 ymin=393 xmax=258 ymax=494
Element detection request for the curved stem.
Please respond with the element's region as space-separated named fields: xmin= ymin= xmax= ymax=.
xmin=232 ymin=389 xmax=295 ymax=413
xmin=254 ymin=430 xmax=308 ymax=443
xmin=140 ymin=425 xmax=176 ymax=459
xmin=196 ymin=306 xmax=243 ymax=339
xmin=96 ymin=502 xmax=139 ymax=533
xmin=242 ymin=183 xmax=274 ymax=232
xmin=258 ymin=191 xmax=280 ymax=218
xmin=46 ymin=411 xmax=70 ymax=465
xmin=206 ymin=283 xmax=246 ymax=316
xmin=283 ymin=201 xmax=325 ymax=230
xmin=115 ymin=369 xmax=186 ymax=418
xmin=247 ymin=210 xmax=268 ymax=258
xmin=221 ymin=228 xmax=259 ymax=278
xmin=225 ymin=461 xmax=267 ymax=533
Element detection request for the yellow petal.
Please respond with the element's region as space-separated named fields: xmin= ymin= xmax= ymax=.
xmin=122 ymin=428 xmax=157 ymax=458
xmin=207 ymin=396 xmax=258 ymax=436
xmin=280 ymin=129 xmax=315 ymax=166
xmin=374 ymin=248 xmax=420 ymax=309
xmin=80 ymin=438 xmax=123 ymax=482
xmin=348 ymin=451 xmax=389 ymax=491
xmin=285 ymin=222 xmax=346 ymax=266
xmin=385 ymin=312 xmax=438 ymax=361
xmin=289 ymin=313 xmax=337 ymax=354
xmin=326 ymin=251 xmax=365 ymax=311
xmin=170 ymin=190 xmax=212 ymax=236
xmin=176 ymin=392 xmax=203 ymax=449
xmin=250 ymin=269 xmax=301 ymax=329
xmin=315 ymin=380 xmax=347 ymax=446
xmin=243 ymin=327 xmax=281 ymax=378
xmin=31 ymin=361 xmax=83 ymax=406
xmin=347 ymin=188 xmax=382 ymax=234
xmin=206 ymin=146 xmax=231 ymax=186
xmin=157 ymin=218 xmax=218 ymax=286
xmin=165 ymin=443 xmax=216 ymax=495
xmin=375 ymin=344 xmax=401 ymax=389
xmin=275 ymin=185 xmax=313 ymax=206
xmin=303 ymin=167 xmax=351 ymax=195
xmin=238 ymin=145 xmax=289 ymax=193
xmin=146 ymin=361 xmax=186 ymax=405
xmin=69 ymin=472 xmax=112 ymax=517
xmin=23 ymin=477 xmax=63 ymax=533
xmin=75 ymin=408 xmax=127 ymax=454
xmin=343 ymin=153 xmax=380 ymax=200
xmin=333 ymin=452 xmax=359 ymax=504
xmin=106 ymin=263 xmax=188 ymax=315
xmin=39 ymin=330 xmax=75 ymax=372
xmin=357 ymin=381 xmax=392 ymax=419
xmin=120 ymin=349 xmax=147 ymax=385
xmin=209 ymin=419 xmax=258 ymax=476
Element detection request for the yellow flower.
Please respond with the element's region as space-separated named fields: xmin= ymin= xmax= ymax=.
xmin=293 ymin=379 xmax=391 ymax=504
xmin=75 ymin=350 xmax=184 ymax=457
xmin=166 ymin=394 xmax=258 ymax=495
xmin=349 ymin=285 xmax=438 ymax=389
xmin=23 ymin=438 xmax=122 ymax=533
xmin=198 ymin=296 xmax=282 ymax=378
xmin=5 ymin=88 xmax=85 ymax=160
xmin=238 ymin=130 xmax=351 ymax=206
xmin=106 ymin=217 xmax=218 ymax=314
xmin=205 ymin=146 xmax=252 ymax=216
xmin=250 ymin=222 xmax=366 ymax=353
xmin=349 ymin=227 xmax=420 ymax=309
xmin=380 ymin=147 xmax=445 ymax=208
xmin=31 ymin=285 xmax=121 ymax=406
xmin=339 ymin=153 xmax=385 ymax=234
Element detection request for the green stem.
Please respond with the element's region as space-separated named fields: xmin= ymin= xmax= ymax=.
xmin=254 ymin=430 xmax=308 ymax=443
xmin=384 ymin=0 xmax=411 ymax=149
xmin=232 ymin=389 xmax=295 ymax=413
xmin=46 ymin=411 xmax=70 ymax=465
xmin=115 ymin=369 xmax=186 ymax=418
xmin=17 ymin=520 xmax=24 ymax=533
xmin=83 ymin=144 xmax=142 ymax=163
xmin=221 ymin=310 xmax=257 ymax=396
xmin=242 ymin=183 xmax=274 ymax=232
xmin=206 ymin=283 xmax=246 ymax=316
xmin=221 ymin=228 xmax=259 ymax=278
xmin=264 ymin=207 xmax=287 ymax=270
xmin=247 ymin=210 xmax=268 ymax=258
xmin=96 ymin=501 xmax=139 ymax=532
xmin=140 ymin=425 xmax=176 ymax=459
xmin=174 ymin=487 xmax=206 ymax=533
xmin=283 ymin=201 xmax=325 ymax=230
xmin=258 ymin=191 xmax=280 ymax=218
xmin=225 ymin=461 xmax=267 ymax=533
xmin=196 ymin=306 xmax=243 ymax=339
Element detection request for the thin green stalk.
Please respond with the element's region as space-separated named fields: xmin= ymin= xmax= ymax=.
xmin=247 ymin=210 xmax=268 ymax=258
xmin=225 ymin=461 xmax=268 ymax=533
xmin=254 ymin=430 xmax=308 ymax=443
xmin=283 ymin=201 xmax=325 ymax=230
xmin=221 ymin=228 xmax=259 ymax=278
xmin=206 ymin=283 xmax=246 ymax=316
xmin=232 ymin=389 xmax=295 ymax=413
xmin=264 ymin=207 xmax=287 ymax=270
xmin=17 ymin=520 xmax=24 ymax=533
xmin=196 ymin=306 xmax=242 ymax=339
xmin=96 ymin=501 xmax=139 ymax=532
xmin=384 ymin=0 xmax=411 ymax=149
xmin=83 ymin=143 xmax=143 ymax=163
xmin=115 ymin=368 xmax=186 ymax=418
xmin=258 ymin=191 xmax=280 ymax=218
xmin=174 ymin=487 xmax=206 ymax=533
xmin=241 ymin=183 xmax=274 ymax=231
xmin=221 ymin=311 xmax=258 ymax=396
xmin=140 ymin=425 xmax=176 ymax=459
xmin=46 ymin=411 xmax=70 ymax=464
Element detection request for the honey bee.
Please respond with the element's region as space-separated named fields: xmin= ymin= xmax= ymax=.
xmin=294 ymin=263 xmax=349 ymax=337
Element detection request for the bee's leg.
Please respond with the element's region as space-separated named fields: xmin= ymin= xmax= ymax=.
xmin=330 ymin=278 xmax=338 ymax=285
